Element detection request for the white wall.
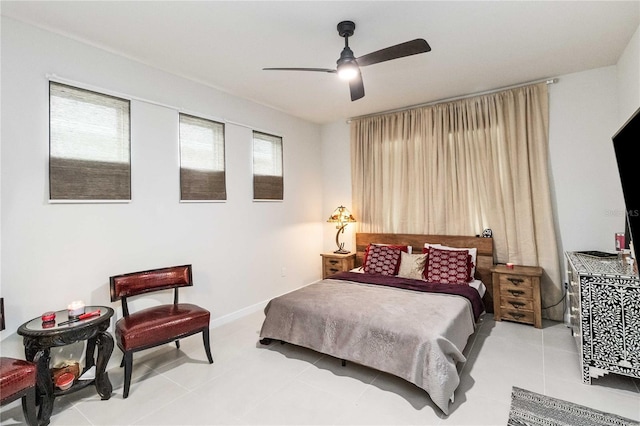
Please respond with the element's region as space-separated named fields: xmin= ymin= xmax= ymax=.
xmin=548 ymin=66 xmax=624 ymax=258
xmin=320 ymin=121 xmax=354 ymax=254
xmin=550 ymin=22 xmax=639 ymax=261
xmin=617 ymin=25 xmax=640 ymax=123
xmin=0 ymin=18 xmax=323 ymax=356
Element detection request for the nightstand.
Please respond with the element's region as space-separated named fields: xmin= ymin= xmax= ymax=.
xmin=491 ymin=264 xmax=543 ymax=328
xmin=321 ymin=253 xmax=356 ymax=279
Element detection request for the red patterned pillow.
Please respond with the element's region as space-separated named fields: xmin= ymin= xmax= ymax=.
xmin=363 ymin=244 xmax=408 ymax=274
xmin=363 ymin=244 xmax=402 ymax=275
xmin=424 ymin=247 xmax=471 ymax=284
xmin=422 ymin=247 xmax=474 ymax=282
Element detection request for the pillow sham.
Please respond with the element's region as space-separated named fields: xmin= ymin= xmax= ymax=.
xmin=424 ymin=246 xmax=471 ymax=285
xmin=424 ymin=243 xmax=477 ymax=278
xmin=363 ymin=244 xmax=409 ymax=274
xmin=363 ymin=244 xmax=403 ymax=276
xmin=397 ymin=252 xmax=428 ymax=280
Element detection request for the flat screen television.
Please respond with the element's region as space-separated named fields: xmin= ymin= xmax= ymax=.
xmin=612 ymin=106 xmax=640 ymax=264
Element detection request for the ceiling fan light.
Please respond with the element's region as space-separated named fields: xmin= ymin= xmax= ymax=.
xmin=337 ymin=62 xmax=359 ymax=80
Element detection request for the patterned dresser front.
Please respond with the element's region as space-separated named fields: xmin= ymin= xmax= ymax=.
xmin=566 ymin=251 xmax=640 ymax=384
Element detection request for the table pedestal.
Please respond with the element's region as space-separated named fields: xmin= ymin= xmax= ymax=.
xmin=18 ymin=306 xmax=114 ymax=426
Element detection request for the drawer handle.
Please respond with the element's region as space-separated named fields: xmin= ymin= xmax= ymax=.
xmin=508 ymin=312 xmax=526 ymax=319
xmin=509 ymin=301 xmax=526 ymax=309
xmin=507 ymin=278 xmax=524 ymax=285
xmin=508 ymin=290 xmax=525 ymax=296
xmin=329 ymin=268 xmax=340 ymax=273
xmin=329 ymin=260 xmax=339 ymax=265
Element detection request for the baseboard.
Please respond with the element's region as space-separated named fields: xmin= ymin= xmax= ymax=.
xmin=209 ymin=279 xmax=321 ymax=329
xmin=209 ymin=300 xmax=266 ymax=329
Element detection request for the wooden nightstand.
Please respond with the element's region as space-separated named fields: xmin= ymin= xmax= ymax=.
xmin=321 ymin=253 xmax=356 ymax=279
xmin=491 ymin=264 xmax=543 ymax=328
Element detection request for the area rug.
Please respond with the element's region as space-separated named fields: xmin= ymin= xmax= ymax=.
xmin=508 ymin=386 xmax=640 ymax=426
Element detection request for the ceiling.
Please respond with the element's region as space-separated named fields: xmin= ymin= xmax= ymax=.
xmin=2 ymin=1 xmax=639 ymax=124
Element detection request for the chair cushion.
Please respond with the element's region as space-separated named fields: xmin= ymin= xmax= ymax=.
xmin=0 ymin=357 xmax=36 ymax=404
xmin=115 ymin=304 xmax=210 ymax=352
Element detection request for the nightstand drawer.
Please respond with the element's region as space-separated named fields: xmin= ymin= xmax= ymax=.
xmin=324 ymin=264 xmax=344 ymax=277
xmin=323 ymin=257 xmax=344 ymax=269
xmin=498 ymin=274 xmax=534 ymax=290
xmin=500 ymin=286 xmax=533 ymax=300
xmin=500 ymin=297 xmax=533 ymax=311
xmin=502 ymin=309 xmax=535 ymax=324
xmin=320 ymin=253 xmax=356 ymax=279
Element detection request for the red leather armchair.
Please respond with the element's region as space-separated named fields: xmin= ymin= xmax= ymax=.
xmin=0 ymin=298 xmax=39 ymax=426
xmin=109 ymin=264 xmax=213 ymax=398
xmin=0 ymin=358 xmax=38 ymax=426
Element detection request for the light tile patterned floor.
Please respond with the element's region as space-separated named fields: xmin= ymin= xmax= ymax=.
xmin=1 ymin=312 xmax=639 ymax=425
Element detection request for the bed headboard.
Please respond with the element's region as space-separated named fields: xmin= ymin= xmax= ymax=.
xmin=355 ymin=233 xmax=495 ymax=311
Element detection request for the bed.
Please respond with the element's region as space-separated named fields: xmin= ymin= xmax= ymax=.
xmin=259 ymin=233 xmax=494 ymax=414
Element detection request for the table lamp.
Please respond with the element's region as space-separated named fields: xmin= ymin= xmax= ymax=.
xmin=327 ymin=206 xmax=356 ymax=254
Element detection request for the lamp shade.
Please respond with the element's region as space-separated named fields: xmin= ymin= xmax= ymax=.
xmin=327 ymin=206 xmax=356 ymax=223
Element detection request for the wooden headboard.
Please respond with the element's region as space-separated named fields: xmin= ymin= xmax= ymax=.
xmin=355 ymin=233 xmax=495 ymax=311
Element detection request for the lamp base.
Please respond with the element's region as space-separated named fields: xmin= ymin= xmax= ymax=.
xmin=333 ymin=249 xmax=350 ymax=254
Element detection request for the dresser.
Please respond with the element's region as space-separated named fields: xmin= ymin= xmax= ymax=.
xmin=566 ymin=251 xmax=640 ymax=384
xmin=491 ymin=264 xmax=543 ymax=328
xmin=320 ymin=253 xmax=356 ymax=279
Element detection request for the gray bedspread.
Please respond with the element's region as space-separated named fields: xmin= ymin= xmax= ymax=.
xmin=259 ymin=277 xmax=479 ymax=414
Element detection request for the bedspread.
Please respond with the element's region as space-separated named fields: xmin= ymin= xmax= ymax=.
xmin=259 ymin=273 xmax=483 ymax=414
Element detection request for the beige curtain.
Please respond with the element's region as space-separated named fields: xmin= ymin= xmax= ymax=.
xmin=351 ymin=83 xmax=563 ymax=321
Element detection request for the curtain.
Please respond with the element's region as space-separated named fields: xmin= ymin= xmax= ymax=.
xmin=351 ymin=83 xmax=563 ymax=321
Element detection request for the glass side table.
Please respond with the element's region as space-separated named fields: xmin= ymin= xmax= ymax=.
xmin=17 ymin=306 xmax=114 ymax=426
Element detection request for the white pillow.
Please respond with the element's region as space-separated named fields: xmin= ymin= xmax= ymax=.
xmin=397 ymin=251 xmax=427 ymax=280
xmin=424 ymin=243 xmax=477 ymax=277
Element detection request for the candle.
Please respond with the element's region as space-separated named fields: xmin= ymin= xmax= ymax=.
xmin=67 ymin=300 xmax=85 ymax=318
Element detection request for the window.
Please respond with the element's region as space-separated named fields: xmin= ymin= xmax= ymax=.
xmin=252 ymin=131 xmax=283 ymax=200
xmin=49 ymin=82 xmax=131 ymax=201
xmin=179 ymin=114 xmax=226 ymax=201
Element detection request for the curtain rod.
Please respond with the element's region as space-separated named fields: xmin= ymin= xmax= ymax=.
xmin=347 ymin=77 xmax=558 ymax=123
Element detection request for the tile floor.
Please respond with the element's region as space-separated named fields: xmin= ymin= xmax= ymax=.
xmin=1 ymin=312 xmax=639 ymax=425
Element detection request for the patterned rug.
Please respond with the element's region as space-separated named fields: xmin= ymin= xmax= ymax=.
xmin=508 ymin=386 xmax=640 ymax=426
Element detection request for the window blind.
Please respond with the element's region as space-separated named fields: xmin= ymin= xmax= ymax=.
xmin=49 ymin=82 xmax=131 ymax=200
xmin=252 ymin=131 xmax=283 ymax=200
xmin=179 ymin=114 xmax=226 ymax=201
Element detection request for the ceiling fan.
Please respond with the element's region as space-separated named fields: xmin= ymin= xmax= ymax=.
xmin=263 ymin=20 xmax=431 ymax=101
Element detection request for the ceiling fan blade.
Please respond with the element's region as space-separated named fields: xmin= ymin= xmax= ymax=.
xmin=263 ymin=67 xmax=336 ymax=73
xmin=349 ymin=72 xmax=365 ymax=101
xmin=356 ymin=39 xmax=431 ymax=67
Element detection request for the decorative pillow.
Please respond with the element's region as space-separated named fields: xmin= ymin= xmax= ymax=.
xmin=363 ymin=244 xmax=402 ymax=275
xmin=425 ymin=247 xmax=471 ymax=284
xmin=363 ymin=244 xmax=409 ymax=274
xmin=424 ymin=243 xmax=477 ymax=279
xmin=397 ymin=252 xmax=428 ymax=280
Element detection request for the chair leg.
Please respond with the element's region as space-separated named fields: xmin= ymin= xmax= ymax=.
xmin=175 ymin=340 xmax=180 ymax=350
xmin=120 ymin=355 xmax=125 ymax=368
xmin=21 ymin=386 xmax=38 ymax=426
xmin=202 ymin=328 xmax=214 ymax=364
xmin=122 ymin=352 xmax=133 ymax=399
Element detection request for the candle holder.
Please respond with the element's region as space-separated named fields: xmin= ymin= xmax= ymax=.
xmin=67 ymin=301 xmax=85 ymax=319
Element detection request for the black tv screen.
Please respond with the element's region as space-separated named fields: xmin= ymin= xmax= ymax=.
xmin=612 ymin=106 xmax=640 ymax=264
